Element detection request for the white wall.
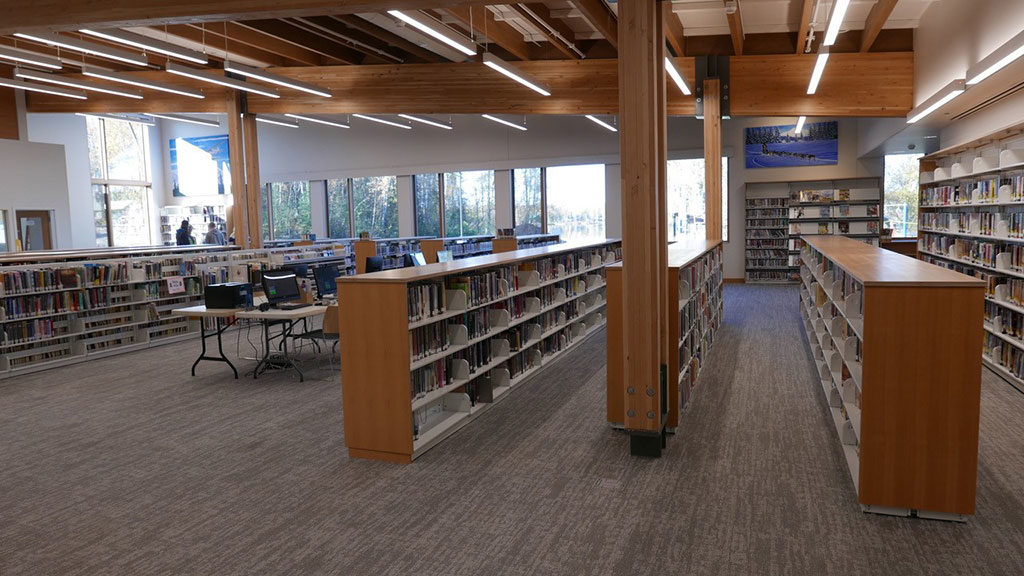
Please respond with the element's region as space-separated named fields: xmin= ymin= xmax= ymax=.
xmin=25 ymin=114 xmax=94 ymax=248
xmin=0 ymin=139 xmax=72 ymax=248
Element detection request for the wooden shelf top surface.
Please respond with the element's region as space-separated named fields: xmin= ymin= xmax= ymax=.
xmin=0 ymin=244 xmax=239 ymax=266
xmin=338 ymin=238 xmax=620 ymax=284
xmin=802 ymin=235 xmax=984 ymax=287
xmin=606 ymin=239 xmax=722 ymax=271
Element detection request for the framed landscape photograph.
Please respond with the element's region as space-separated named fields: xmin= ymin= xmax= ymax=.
xmin=745 ymin=121 xmax=839 ymax=169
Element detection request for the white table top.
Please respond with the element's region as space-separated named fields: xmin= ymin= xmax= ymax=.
xmin=171 ymin=305 xmax=242 ymax=318
xmin=236 ymin=305 xmax=327 ymax=321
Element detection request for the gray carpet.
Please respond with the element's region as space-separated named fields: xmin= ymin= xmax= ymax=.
xmin=2 ymin=284 xmax=1024 ymax=575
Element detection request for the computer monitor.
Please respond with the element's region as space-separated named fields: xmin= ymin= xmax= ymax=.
xmin=436 ymin=250 xmax=453 ymax=263
xmin=365 ymin=256 xmax=384 ymax=273
xmin=261 ymin=269 xmax=301 ymax=305
xmin=291 ymin=263 xmax=310 ymax=278
xmin=313 ymin=264 xmax=341 ymax=299
xmin=403 ymin=252 xmax=427 ymax=267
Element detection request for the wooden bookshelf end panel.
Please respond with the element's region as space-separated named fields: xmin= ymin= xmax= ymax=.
xmin=491 ymin=238 xmax=519 ymax=254
xmin=338 ymin=281 xmax=414 ymax=461
xmin=860 ymin=285 xmax=984 ymax=515
xmin=606 ymin=266 xmax=624 ymax=424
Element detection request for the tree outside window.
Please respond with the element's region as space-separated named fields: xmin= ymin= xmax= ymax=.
xmin=86 ymin=116 xmax=152 ymax=247
xmin=267 ymin=181 xmax=312 ymax=240
xmin=884 ymin=153 xmax=922 ymax=238
xmin=513 ymin=168 xmax=543 ymax=235
xmin=444 ymin=170 xmax=495 ymax=237
xmin=414 ymin=174 xmax=441 ymax=237
xmin=352 ymin=176 xmax=399 ymax=238
xmin=546 ymin=164 xmax=605 ymax=241
xmin=327 ymin=179 xmax=352 ymax=239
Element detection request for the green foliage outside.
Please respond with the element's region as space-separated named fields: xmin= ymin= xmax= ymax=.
xmin=414 ymin=174 xmax=441 ymax=236
xmin=444 ymin=171 xmax=495 ymax=237
xmin=269 ymin=181 xmax=312 ymax=239
xmin=514 ymin=168 xmax=543 ymax=234
xmin=327 ymin=179 xmax=351 ymax=238
xmin=353 ymin=176 xmax=399 ymax=238
xmin=884 ymin=154 xmax=922 ymax=238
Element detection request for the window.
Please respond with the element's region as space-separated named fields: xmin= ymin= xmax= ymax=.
xmin=264 ymin=181 xmax=312 ymax=240
xmin=327 ymin=179 xmax=352 ymax=239
xmin=352 ymin=176 xmax=399 ymax=238
xmin=0 ymin=210 xmax=8 ymax=252
xmin=546 ymin=164 xmax=605 ymax=241
xmin=444 ymin=170 xmax=495 ymax=237
xmin=86 ymin=116 xmax=153 ymax=247
xmin=666 ymin=157 xmax=730 ymax=242
xmin=884 ymin=153 xmax=922 ymax=238
xmin=513 ymin=168 xmax=543 ymax=235
xmin=414 ymin=174 xmax=441 ymax=237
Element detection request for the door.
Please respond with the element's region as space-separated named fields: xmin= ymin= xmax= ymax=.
xmin=16 ymin=210 xmax=54 ymax=251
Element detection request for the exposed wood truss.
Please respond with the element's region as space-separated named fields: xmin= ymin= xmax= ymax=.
xmin=569 ymin=0 xmax=618 ymax=50
xmin=663 ymin=2 xmax=686 ymax=58
xmin=861 ymin=0 xmax=900 ymax=52
xmin=725 ymin=0 xmax=744 ymax=56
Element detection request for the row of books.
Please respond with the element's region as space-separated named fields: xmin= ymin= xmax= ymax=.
xmin=922 ymin=210 xmax=1024 ymax=239
xmin=410 ymin=321 xmax=449 ymax=361
xmin=455 ymin=308 xmax=491 ymax=340
xmin=921 ymin=175 xmax=1024 ymax=205
xmin=407 ymin=282 xmax=446 ymax=322
xmin=746 ymin=240 xmax=787 ymax=249
xmin=986 ymin=333 xmax=1024 ymax=380
xmin=748 ymin=218 xmax=788 ymax=227
xmin=448 ymin=265 xmax=517 ymax=308
xmin=747 ymin=198 xmax=788 ymax=207
xmin=791 ymin=221 xmax=880 ymax=234
xmin=791 ymin=189 xmax=856 ymax=203
xmin=2 ymin=288 xmax=128 ymax=321
xmin=2 ymin=317 xmax=66 ymax=345
xmin=453 ymin=340 xmax=493 ymax=376
xmin=792 ymin=205 xmax=879 ymax=218
xmin=986 ymin=301 xmax=1024 ymax=340
xmin=746 ymin=229 xmax=787 ymax=239
xmin=747 ymin=209 xmax=788 ymax=217
xmin=0 ymin=263 xmax=130 ymax=296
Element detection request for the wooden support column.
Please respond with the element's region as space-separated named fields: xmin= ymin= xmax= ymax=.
xmin=242 ymin=113 xmax=263 ymax=249
xmin=704 ymin=78 xmax=722 ymax=241
xmin=619 ymin=0 xmax=668 ymax=455
xmin=0 ymin=64 xmax=20 ymax=140
xmin=226 ymin=94 xmax=248 ymax=247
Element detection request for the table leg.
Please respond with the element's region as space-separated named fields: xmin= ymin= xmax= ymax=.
xmin=191 ymin=316 xmax=239 ymax=379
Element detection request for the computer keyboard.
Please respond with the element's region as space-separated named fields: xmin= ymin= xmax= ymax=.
xmin=277 ymin=302 xmax=311 ymax=310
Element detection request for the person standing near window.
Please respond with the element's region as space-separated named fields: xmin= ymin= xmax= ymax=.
xmin=204 ymin=222 xmax=226 ymax=245
xmin=175 ymin=220 xmax=194 ymax=246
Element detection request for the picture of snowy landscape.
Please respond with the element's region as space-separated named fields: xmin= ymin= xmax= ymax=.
xmin=745 ymin=121 xmax=839 ymax=169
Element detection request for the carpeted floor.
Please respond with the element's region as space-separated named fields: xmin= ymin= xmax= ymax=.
xmin=2 ymin=284 xmax=1024 ymax=575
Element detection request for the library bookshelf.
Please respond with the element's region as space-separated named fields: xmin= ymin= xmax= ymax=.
xmin=353 ymin=236 xmax=434 ymax=273
xmin=492 ymin=233 xmax=561 ymax=254
xmin=605 ymin=239 xmax=723 ymax=430
xmin=798 ymin=235 xmax=983 ymax=520
xmin=744 ymin=178 xmax=882 ymax=283
xmin=916 ymin=139 xmax=1024 ymax=393
xmin=336 ymin=239 xmax=622 ymax=462
xmin=420 ymin=235 xmax=495 ymax=263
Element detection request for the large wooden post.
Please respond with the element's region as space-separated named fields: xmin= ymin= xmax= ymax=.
xmin=619 ymin=0 xmax=669 ymax=456
xmin=704 ymin=78 xmax=722 ymax=241
xmin=226 ymin=94 xmax=248 ymax=247
xmin=242 ymin=113 xmax=263 ymax=249
xmin=0 ymin=65 xmax=20 ymax=140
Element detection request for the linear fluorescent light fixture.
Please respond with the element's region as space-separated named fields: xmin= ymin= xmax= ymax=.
xmin=75 ymin=113 xmax=155 ymax=126
xmin=793 ymin=116 xmax=806 ymax=133
xmin=807 ymin=48 xmax=830 ymax=95
xmin=0 ymin=45 xmax=62 ymax=70
xmin=148 ymin=113 xmax=220 ymax=127
xmin=79 ymin=28 xmax=208 ymax=65
xmin=822 ymin=0 xmax=851 ymax=46
xmin=388 ymin=10 xmax=476 ymax=57
xmin=0 ymin=76 xmax=86 ymax=99
xmin=482 ymin=114 xmax=527 ymax=131
xmin=482 ymin=53 xmax=551 ymax=96
xmin=906 ymin=78 xmax=966 ymax=124
xmin=165 ymin=62 xmax=280 ymax=98
xmin=352 ymin=114 xmax=412 ymax=129
xmin=665 ymin=56 xmax=691 ymax=95
xmin=966 ymin=29 xmax=1024 ymax=85
xmin=81 ymin=66 xmax=205 ymax=99
xmin=585 ymin=114 xmax=617 ymax=132
xmin=15 ymin=68 xmax=142 ymax=99
xmin=284 ymin=114 xmax=350 ymax=129
xmin=13 ymin=31 xmax=148 ymax=66
xmin=397 ymin=114 xmax=452 ymax=130
xmin=223 ymin=62 xmax=332 ymax=97
xmin=255 ymin=115 xmax=299 ymax=128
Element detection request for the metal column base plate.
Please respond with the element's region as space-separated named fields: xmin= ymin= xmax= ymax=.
xmin=861 ymin=504 xmax=968 ymax=523
xmin=629 ymin=428 xmax=667 ymax=457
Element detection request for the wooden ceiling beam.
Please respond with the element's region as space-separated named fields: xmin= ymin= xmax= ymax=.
xmin=861 ymin=0 xmax=900 ymax=52
xmin=0 ymin=35 xmax=148 ymax=70
xmin=187 ymin=23 xmax=324 ymax=66
xmin=296 ymin=16 xmax=420 ymax=64
xmin=25 ymin=53 xmax=912 ymax=118
xmin=725 ymin=0 xmax=744 ymax=56
xmin=663 ymin=2 xmax=686 ymax=57
xmin=569 ymin=0 xmax=618 ymax=49
xmin=154 ymin=24 xmax=291 ymax=67
xmin=444 ymin=6 xmax=536 ymax=61
xmin=795 ymin=0 xmax=814 ymax=54
xmin=330 ymin=15 xmax=444 ymax=63
xmin=509 ymin=3 xmax=580 ymax=60
xmin=0 ymin=0 xmax=508 ymax=35
xmin=236 ymin=19 xmax=365 ymax=65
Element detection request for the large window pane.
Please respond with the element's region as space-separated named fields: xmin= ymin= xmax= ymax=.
xmin=513 ymin=168 xmax=543 ymax=235
xmin=103 ymin=119 xmax=148 ymax=182
xmin=269 ymin=181 xmax=312 ymax=240
xmin=352 ymin=176 xmax=399 ymax=238
xmin=86 ymin=117 xmax=105 ymax=179
xmin=0 ymin=209 xmax=8 ymax=252
xmin=546 ymin=164 xmax=605 ymax=241
xmin=107 ymin=185 xmax=150 ymax=246
xmin=444 ymin=170 xmax=495 ymax=237
xmin=884 ymin=153 xmax=922 ymax=238
xmin=414 ymin=174 xmax=441 ymax=237
xmin=261 ymin=186 xmax=271 ymax=241
xmin=666 ymin=157 xmax=730 ymax=242
xmin=327 ymin=179 xmax=351 ymax=239
xmin=92 ymin=184 xmax=109 ymax=247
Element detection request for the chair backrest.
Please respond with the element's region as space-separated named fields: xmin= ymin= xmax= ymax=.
xmin=324 ymin=304 xmax=340 ymax=336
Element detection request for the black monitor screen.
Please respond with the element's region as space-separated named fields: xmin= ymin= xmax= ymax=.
xmin=411 ymin=252 xmax=427 ymax=266
xmin=365 ymin=256 xmax=384 ymax=273
xmin=262 ymin=269 xmax=300 ymax=304
xmin=313 ymin=265 xmax=341 ymax=299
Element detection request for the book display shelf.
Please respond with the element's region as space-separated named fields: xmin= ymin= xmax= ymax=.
xmin=337 ymin=239 xmax=622 ymax=462
xmin=605 ymin=240 xmax=723 ymax=429
xmin=420 ymin=236 xmax=495 ymax=263
xmin=915 ymin=137 xmax=1024 ymax=392
xmin=159 ymin=205 xmax=227 ymax=246
xmin=492 ymin=233 xmax=561 ymax=254
xmin=744 ymin=179 xmax=882 ymax=283
xmin=798 ymin=235 xmax=983 ymax=520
